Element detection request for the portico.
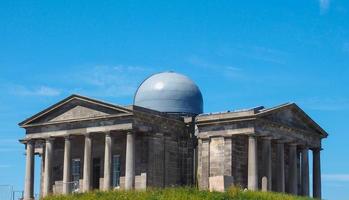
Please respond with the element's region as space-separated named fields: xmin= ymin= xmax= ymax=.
xmin=19 ymin=72 xmax=327 ymax=200
xmin=196 ymin=103 xmax=326 ymax=198
xmin=20 ymin=94 xmax=193 ymax=199
xmin=21 ymin=129 xmax=136 ymax=197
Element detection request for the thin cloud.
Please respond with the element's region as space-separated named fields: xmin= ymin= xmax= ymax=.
xmin=68 ymin=65 xmax=153 ymax=98
xmin=319 ymin=0 xmax=330 ymax=14
xmin=0 ymin=138 xmax=23 ymax=153
xmin=188 ymin=56 xmax=244 ymax=79
xmin=0 ymin=148 xmax=22 ymax=152
xmin=216 ymin=45 xmax=288 ymax=65
xmin=0 ymin=139 xmax=18 ymax=144
xmin=322 ymin=174 xmax=349 ymax=182
xmin=2 ymin=64 xmax=153 ymax=99
xmin=9 ymin=85 xmax=61 ymax=97
xmin=0 ymin=164 xmax=12 ymax=168
xmin=300 ymin=97 xmax=349 ymax=111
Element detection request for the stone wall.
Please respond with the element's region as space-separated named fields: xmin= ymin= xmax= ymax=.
xmin=231 ymin=135 xmax=248 ymax=188
xmin=197 ymin=135 xmax=248 ymax=190
xmin=133 ymin=107 xmax=193 ymax=188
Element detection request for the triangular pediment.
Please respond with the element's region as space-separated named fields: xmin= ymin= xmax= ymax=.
xmin=257 ymin=103 xmax=328 ymax=137
xmin=19 ymin=94 xmax=132 ymax=126
xmin=49 ymin=105 xmax=109 ymax=122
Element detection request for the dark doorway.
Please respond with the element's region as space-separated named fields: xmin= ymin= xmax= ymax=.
xmin=92 ymin=158 xmax=101 ymax=189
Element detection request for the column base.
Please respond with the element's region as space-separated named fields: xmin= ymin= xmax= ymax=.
xmin=209 ymin=176 xmax=234 ymax=192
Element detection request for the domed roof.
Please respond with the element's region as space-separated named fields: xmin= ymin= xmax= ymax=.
xmin=134 ymin=72 xmax=203 ymax=115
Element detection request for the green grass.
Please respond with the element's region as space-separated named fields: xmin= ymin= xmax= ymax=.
xmin=43 ymin=187 xmax=314 ymax=200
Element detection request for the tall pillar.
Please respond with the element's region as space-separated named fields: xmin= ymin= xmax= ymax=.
xmin=197 ymin=138 xmax=210 ymax=190
xmin=288 ymin=144 xmax=298 ymax=195
xmin=125 ymin=131 xmax=135 ymax=190
xmin=248 ymin=135 xmax=258 ymax=191
xmin=103 ymin=132 xmax=112 ymax=190
xmin=43 ymin=138 xmax=53 ymax=197
xmin=262 ymin=138 xmax=272 ymax=190
xmin=39 ymin=148 xmax=45 ymax=198
xmin=83 ymin=133 xmax=92 ymax=192
xmin=313 ymin=148 xmax=322 ymax=199
xmin=275 ymin=141 xmax=285 ymax=192
xmin=24 ymin=140 xmax=35 ymax=200
xmin=62 ymin=136 xmax=71 ymax=194
xmin=301 ymin=147 xmax=309 ymax=196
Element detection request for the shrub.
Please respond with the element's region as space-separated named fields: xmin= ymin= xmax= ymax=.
xmin=43 ymin=187 xmax=313 ymax=200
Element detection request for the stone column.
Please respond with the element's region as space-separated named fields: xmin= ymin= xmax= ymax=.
xmin=275 ymin=141 xmax=285 ymax=193
xmin=125 ymin=131 xmax=135 ymax=190
xmin=248 ymin=135 xmax=258 ymax=191
xmin=301 ymin=147 xmax=309 ymax=196
xmin=83 ymin=133 xmax=92 ymax=192
xmin=288 ymin=144 xmax=298 ymax=195
xmin=103 ymin=132 xmax=112 ymax=190
xmin=24 ymin=140 xmax=35 ymax=200
xmin=62 ymin=136 xmax=71 ymax=194
xmin=313 ymin=148 xmax=322 ymax=199
xmin=262 ymin=138 xmax=272 ymax=190
xmin=39 ymin=149 xmax=45 ymax=198
xmin=198 ymin=138 xmax=210 ymax=190
xmin=43 ymin=138 xmax=53 ymax=197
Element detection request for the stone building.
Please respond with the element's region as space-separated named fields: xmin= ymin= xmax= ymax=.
xmin=19 ymin=72 xmax=327 ymax=200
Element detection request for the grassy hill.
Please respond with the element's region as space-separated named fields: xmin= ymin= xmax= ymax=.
xmin=43 ymin=187 xmax=314 ymax=200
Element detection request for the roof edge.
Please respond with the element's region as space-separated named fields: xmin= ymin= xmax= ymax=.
xmin=18 ymin=94 xmax=132 ymax=127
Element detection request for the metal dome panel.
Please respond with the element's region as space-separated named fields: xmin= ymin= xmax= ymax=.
xmin=134 ymin=72 xmax=203 ymax=115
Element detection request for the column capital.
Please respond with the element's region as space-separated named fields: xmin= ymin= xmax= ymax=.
xmin=275 ymin=139 xmax=286 ymax=144
xmin=299 ymin=145 xmax=309 ymax=150
xmin=261 ymin=136 xmax=273 ymax=140
xmin=64 ymin=135 xmax=72 ymax=141
xmin=105 ymin=131 xmax=111 ymax=137
xmin=247 ymin=133 xmax=257 ymax=137
xmin=288 ymin=142 xmax=299 ymax=147
xmin=84 ymin=132 xmax=92 ymax=138
xmin=22 ymin=139 xmax=35 ymax=145
xmin=45 ymin=137 xmax=55 ymax=142
xmin=311 ymin=147 xmax=323 ymax=152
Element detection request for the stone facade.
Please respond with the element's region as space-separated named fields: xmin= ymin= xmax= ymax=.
xmin=19 ymin=95 xmax=327 ymax=200
xmin=194 ymin=104 xmax=327 ymax=198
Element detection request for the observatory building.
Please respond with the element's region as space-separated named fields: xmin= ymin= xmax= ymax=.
xmin=19 ymin=72 xmax=327 ymax=200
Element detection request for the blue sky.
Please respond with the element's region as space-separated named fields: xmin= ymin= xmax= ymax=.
xmin=0 ymin=0 xmax=348 ymax=199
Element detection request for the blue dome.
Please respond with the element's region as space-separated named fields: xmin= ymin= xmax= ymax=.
xmin=134 ymin=72 xmax=203 ymax=115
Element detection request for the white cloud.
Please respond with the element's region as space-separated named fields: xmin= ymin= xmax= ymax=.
xmin=0 ymin=139 xmax=17 ymax=144
xmin=3 ymin=64 xmax=153 ymax=99
xmin=10 ymin=85 xmax=61 ymax=96
xmin=322 ymin=174 xmax=349 ymax=182
xmin=0 ymin=164 xmax=11 ymax=168
xmin=215 ymin=45 xmax=288 ymax=65
xmin=188 ymin=56 xmax=243 ymax=79
xmin=300 ymin=97 xmax=349 ymax=111
xmin=319 ymin=0 xmax=330 ymax=14
xmin=68 ymin=65 xmax=153 ymax=98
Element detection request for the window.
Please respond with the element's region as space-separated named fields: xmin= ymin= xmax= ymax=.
xmin=112 ymin=155 xmax=120 ymax=187
xmin=72 ymin=158 xmax=81 ymax=182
